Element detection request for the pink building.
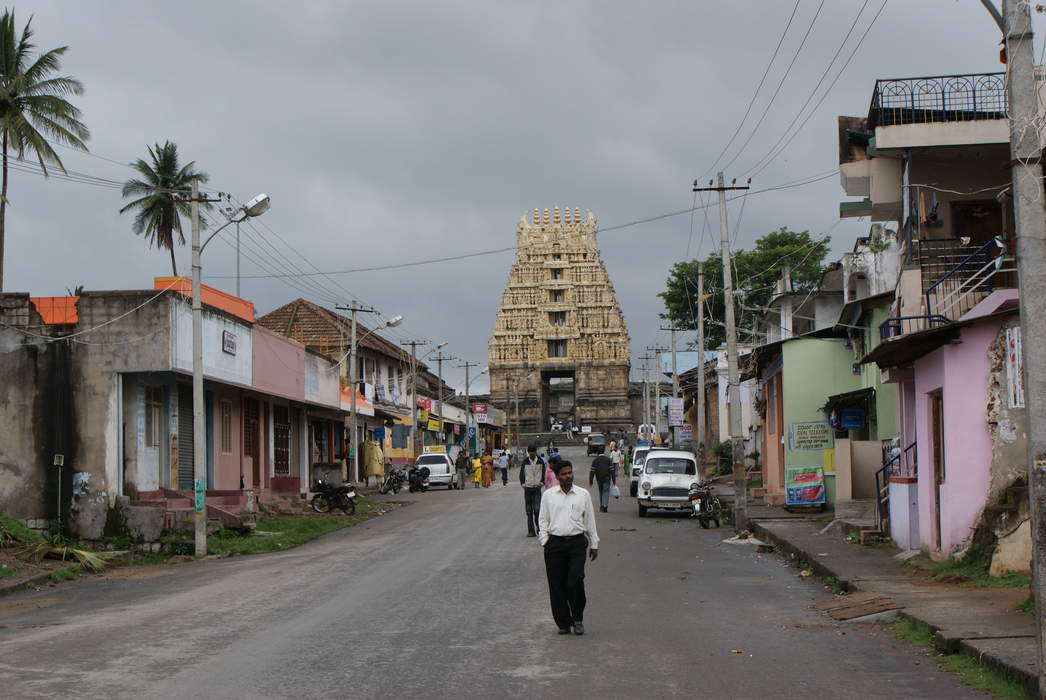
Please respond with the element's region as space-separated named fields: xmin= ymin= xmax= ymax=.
xmin=866 ymin=292 xmax=1027 ymax=563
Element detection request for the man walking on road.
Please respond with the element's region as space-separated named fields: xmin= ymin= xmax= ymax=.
xmin=538 ymin=461 xmax=598 ymax=636
xmin=497 ymin=450 xmax=509 ymax=485
xmin=519 ymin=444 xmax=546 ymax=537
xmin=589 ymin=452 xmax=616 ymax=513
xmin=454 ymin=450 xmax=470 ymax=491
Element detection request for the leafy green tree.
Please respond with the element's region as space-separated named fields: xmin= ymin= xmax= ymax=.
xmin=0 ymin=9 xmax=89 ymax=291
xmin=119 ymin=141 xmax=210 ymax=276
xmin=659 ymin=228 xmax=830 ymax=349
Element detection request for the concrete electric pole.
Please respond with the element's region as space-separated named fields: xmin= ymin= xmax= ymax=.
xmin=435 ymin=351 xmax=455 ymax=445
xmin=336 ymin=304 xmax=379 ymax=483
xmin=694 ymin=172 xmax=750 ymax=531
xmin=637 ymin=354 xmax=654 ymax=430
xmin=1001 ymin=0 xmax=1046 ymax=688
xmin=697 ymin=263 xmax=707 ymax=472
xmin=401 ymin=340 xmax=428 ymax=458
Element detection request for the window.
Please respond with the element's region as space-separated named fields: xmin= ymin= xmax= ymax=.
xmin=243 ymin=398 xmax=260 ymax=459
xmin=145 ymin=386 xmax=163 ymax=448
xmin=550 ymin=290 xmax=563 ymax=303
xmin=551 ymin=268 xmax=563 ymax=280
xmin=219 ymin=400 xmax=233 ymax=453
xmin=548 ymin=339 xmax=567 ymax=357
xmin=550 ymin=311 xmax=566 ymax=326
xmin=644 ymin=458 xmax=696 ymax=475
xmin=552 ymin=253 xmax=561 ymax=261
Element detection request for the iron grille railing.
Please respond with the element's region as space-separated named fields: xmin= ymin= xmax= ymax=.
xmin=869 ymin=73 xmax=1006 ymax=128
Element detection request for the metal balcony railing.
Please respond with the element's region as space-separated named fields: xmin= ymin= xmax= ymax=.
xmin=868 ymin=72 xmax=1006 ymax=128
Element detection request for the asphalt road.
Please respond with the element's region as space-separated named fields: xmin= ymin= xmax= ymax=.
xmin=0 ymin=446 xmax=983 ymax=699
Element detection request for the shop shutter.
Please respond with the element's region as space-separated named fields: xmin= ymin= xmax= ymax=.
xmin=177 ymin=384 xmax=194 ymax=490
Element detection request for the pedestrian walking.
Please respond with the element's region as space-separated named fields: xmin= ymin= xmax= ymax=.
xmin=454 ymin=450 xmax=470 ymax=491
xmin=481 ymin=449 xmax=494 ymax=488
xmin=538 ymin=460 xmax=598 ymax=636
xmin=497 ymin=451 xmax=509 ymax=485
xmin=608 ymin=441 xmax=623 ymax=486
xmin=472 ymin=453 xmax=482 ymax=488
xmin=589 ymin=452 xmax=615 ymax=512
xmin=519 ymin=444 xmax=546 ymax=537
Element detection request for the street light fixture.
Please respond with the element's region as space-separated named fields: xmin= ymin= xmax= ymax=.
xmin=190 ymin=182 xmax=270 ymax=558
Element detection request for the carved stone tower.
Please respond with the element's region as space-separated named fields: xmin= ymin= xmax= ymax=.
xmin=489 ymin=207 xmax=631 ymax=435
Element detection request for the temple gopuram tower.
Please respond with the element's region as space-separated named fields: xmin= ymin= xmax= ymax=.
xmin=489 ymin=207 xmax=631 ymax=435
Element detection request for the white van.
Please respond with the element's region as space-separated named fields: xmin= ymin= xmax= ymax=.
xmin=413 ymin=453 xmax=454 ymax=489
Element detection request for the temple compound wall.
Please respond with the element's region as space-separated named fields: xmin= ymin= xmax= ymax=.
xmin=488 ymin=207 xmax=631 ymax=434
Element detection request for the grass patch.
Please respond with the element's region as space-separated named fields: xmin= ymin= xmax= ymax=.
xmin=48 ymin=565 xmax=81 ymax=583
xmin=1014 ymin=596 xmax=1035 ymax=616
xmin=207 ymin=498 xmax=384 ymax=557
xmin=929 ymin=546 xmax=1031 ymax=588
xmin=0 ymin=562 xmax=17 ymax=579
xmin=0 ymin=515 xmax=44 ymax=546
xmin=892 ymin=617 xmax=1029 ymax=699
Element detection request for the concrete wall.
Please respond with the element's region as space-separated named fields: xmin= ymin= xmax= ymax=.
xmin=876 ymin=120 xmax=1009 ymax=150
xmin=914 ymin=318 xmax=1002 ymax=553
xmin=252 ymin=325 xmax=305 ymax=401
xmin=171 ymin=302 xmax=251 ymax=387
xmin=304 ymin=352 xmax=340 ymax=408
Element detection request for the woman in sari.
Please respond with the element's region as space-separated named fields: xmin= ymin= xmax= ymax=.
xmin=480 ymin=449 xmax=495 ymax=488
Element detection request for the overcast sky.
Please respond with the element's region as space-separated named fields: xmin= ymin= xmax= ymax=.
xmin=5 ymin=1 xmax=1022 ymax=393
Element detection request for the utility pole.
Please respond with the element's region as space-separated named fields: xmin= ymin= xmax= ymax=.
xmin=336 ymin=304 xmax=378 ymax=484
xmin=401 ymin=341 xmax=428 ymax=458
xmin=647 ymin=345 xmax=667 ymax=441
xmin=1001 ymin=0 xmax=1046 ymax=688
xmin=695 ymin=172 xmax=750 ymax=531
xmin=660 ymin=324 xmax=685 ymax=447
xmin=435 ymin=351 xmax=455 ymax=447
xmin=697 ymin=263 xmax=707 ymax=472
xmin=459 ymin=361 xmax=482 ymax=455
xmin=637 ymin=354 xmax=654 ymax=431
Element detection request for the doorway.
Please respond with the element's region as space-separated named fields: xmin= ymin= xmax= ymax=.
xmin=541 ymin=371 xmax=575 ymax=428
xmin=930 ymin=390 xmax=945 ymax=551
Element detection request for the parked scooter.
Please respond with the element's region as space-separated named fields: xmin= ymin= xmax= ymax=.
xmin=689 ymin=481 xmax=722 ymax=529
xmin=312 ymin=475 xmax=357 ymax=515
xmin=379 ymin=464 xmax=406 ymax=495
xmin=408 ymin=466 xmax=430 ymax=493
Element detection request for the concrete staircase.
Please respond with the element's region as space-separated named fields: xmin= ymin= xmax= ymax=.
xmin=834 ymin=498 xmax=882 ymax=543
xmin=135 ymin=488 xmax=256 ymax=533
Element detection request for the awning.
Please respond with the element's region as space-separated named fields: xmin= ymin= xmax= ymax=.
xmin=821 ymin=387 xmax=874 ymax=414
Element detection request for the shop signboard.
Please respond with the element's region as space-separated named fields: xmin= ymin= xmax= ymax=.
xmin=416 ymin=397 xmax=432 ymax=411
xmin=417 ymin=409 xmax=429 ymax=422
xmin=373 ymin=427 xmax=386 ymax=440
xmin=471 ymin=403 xmax=489 ymax=424
xmin=667 ymin=398 xmax=685 ymax=427
xmin=423 ymin=445 xmax=447 ymax=454
xmin=788 ymin=421 xmax=833 ymax=451
xmin=581 ymin=426 xmax=592 ymax=434
xmin=677 ymin=424 xmax=693 ymax=441
xmin=427 ymin=419 xmax=440 ymax=431
xmin=785 ymin=466 xmax=826 ymax=506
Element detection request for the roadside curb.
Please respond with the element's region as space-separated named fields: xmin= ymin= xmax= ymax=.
xmin=748 ymin=519 xmax=1039 ymax=697
xmin=0 ymin=571 xmax=57 ymax=597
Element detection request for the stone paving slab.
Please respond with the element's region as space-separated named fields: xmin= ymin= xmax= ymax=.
xmin=750 ymin=517 xmax=1039 ymax=696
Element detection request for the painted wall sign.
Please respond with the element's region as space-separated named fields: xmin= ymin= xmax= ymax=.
xmin=222 ymin=329 xmax=237 ymax=356
xmin=785 ymin=466 xmax=826 ymax=506
xmin=788 ymin=421 xmax=834 ymax=451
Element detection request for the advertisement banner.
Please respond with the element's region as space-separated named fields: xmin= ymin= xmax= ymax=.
xmin=417 ymin=409 xmax=429 ymax=423
xmin=667 ymin=398 xmax=685 ymax=427
xmin=427 ymin=419 xmax=440 ymax=431
xmin=423 ymin=445 xmax=447 ymax=454
xmin=417 ymin=397 xmax=432 ymax=411
xmin=785 ymin=466 xmax=826 ymax=506
xmin=677 ymin=424 xmax=693 ymax=441
xmin=788 ymin=421 xmax=834 ymax=451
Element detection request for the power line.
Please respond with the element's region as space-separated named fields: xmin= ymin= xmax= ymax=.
xmin=719 ymin=0 xmax=827 ymax=173
xmin=742 ymin=0 xmax=871 ymax=176
xmin=699 ymin=0 xmax=802 ymax=179
xmin=748 ymin=0 xmax=890 ymax=178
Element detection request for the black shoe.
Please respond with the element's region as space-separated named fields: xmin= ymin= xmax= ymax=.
xmin=573 ymin=622 xmax=585 ymax=635
xmin=527 ymin=532 xmax=536 ymax=537
xmin=558 ymin=627 xmax=571 ymax=635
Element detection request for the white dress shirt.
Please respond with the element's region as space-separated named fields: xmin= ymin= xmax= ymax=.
xmin=538 ymin=484 xmax=599 ymax=549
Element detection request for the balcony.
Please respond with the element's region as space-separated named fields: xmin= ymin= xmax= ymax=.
xmin=868 ymin=72 xmax=1006 ymax=128
xmin=880 ymin=237 xmax=1016 ymax=340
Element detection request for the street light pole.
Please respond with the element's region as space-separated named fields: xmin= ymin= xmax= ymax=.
xmin=190 ymin=184 xmax=270 ymax=558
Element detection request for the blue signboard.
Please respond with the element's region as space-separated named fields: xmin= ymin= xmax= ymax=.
xmin=373 ymin=427 xmax=386 ymax=440
xmin=840 ymin=408 xmax=864 ymax=430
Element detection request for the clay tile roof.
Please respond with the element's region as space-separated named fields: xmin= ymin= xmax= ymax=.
xmin=257 ymin=298 xmax=417 ymax=366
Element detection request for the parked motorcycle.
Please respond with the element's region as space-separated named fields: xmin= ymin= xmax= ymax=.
xmin=312 ymin=476 xmax=357 ymax=515
xmin=689 ymin=481 xmax=722 ymax=529
xmin=379 ymin=464 xmax=405 ymax=495
xmin=408 ymin=466 xmax=430 ymax=493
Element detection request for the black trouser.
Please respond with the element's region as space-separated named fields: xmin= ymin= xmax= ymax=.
xmin=524 ymin=486 xmax=542 ymax=534
xmin=543 ymin=534 xmax=588 ymax=628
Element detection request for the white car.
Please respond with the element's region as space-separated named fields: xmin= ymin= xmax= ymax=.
xmin=413 ymin=453 xmax=454 ymax=489
xmin=636 ymin=450 xmax=700 ymax=517
xmin=628 ymin=445 xmax=670 ymax=496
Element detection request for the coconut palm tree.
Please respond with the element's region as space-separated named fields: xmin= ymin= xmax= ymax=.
xmin=119 ymin=141 xmax=210 ymax=276
xmin=0 ymin=10 xmax=89 ymax=292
